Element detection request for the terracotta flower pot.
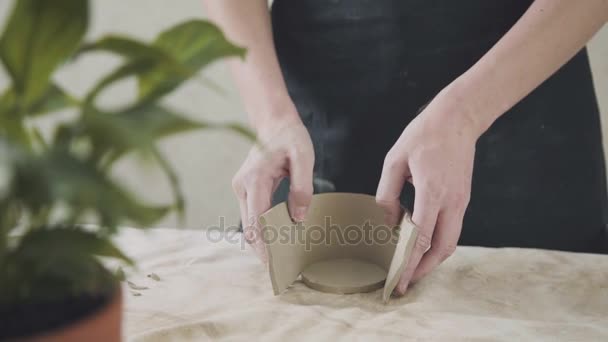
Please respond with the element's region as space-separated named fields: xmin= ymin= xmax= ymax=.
xmin=20 ymin=288 xmax=123 ymax=342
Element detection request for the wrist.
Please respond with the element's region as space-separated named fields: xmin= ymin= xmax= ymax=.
xmin=231 ymin=63 xmax=300 ymax=134
xmin=436 ymin=76 xmax=501 ymax=137
xmin=253 ymin=98 xmax=301 ymax=136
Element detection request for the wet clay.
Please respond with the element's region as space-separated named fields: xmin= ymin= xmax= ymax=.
xmin=260 ymin=193 xmax=418 ymax=303
xmin=301 ymin=258 xmax=387 ymax=294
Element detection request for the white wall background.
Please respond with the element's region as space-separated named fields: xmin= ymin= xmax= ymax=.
xmin=0 ymin=0 xmax=606 ymax=230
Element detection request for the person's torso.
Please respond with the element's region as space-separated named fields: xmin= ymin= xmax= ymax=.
xmin=271 ymin=0 xmax=534 ymax=97
xmin=269 ymin=0 xmax=608 ymax=253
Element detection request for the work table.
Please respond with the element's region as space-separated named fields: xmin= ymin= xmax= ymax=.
xmin=116 ymin=228 xmax=608 ymax=341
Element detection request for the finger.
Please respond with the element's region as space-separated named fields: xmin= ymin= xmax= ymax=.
xmin=394 ymin=183 xmax=440 ymax=295
xmin=239 ymin=198 xmax=258 ymax=255
xmin=246 ymin=180 xmax=274 ymax=263
xmin=411 ymin=206 xmax=463 ymax=282
xmin=241 ymin=191 xmax=264 ymax=260
xmin=376 ymin=152 xmax=410 ymax=226
xmin=287 ymin=149 xmax=314 ymax=222
xmin=233 ymin=175 xmax=249 ymax=235
xmin=238 ymin=195 xmax=249 ymax=238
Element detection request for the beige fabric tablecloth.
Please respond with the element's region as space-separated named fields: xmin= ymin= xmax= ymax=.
xmin=117 ymin=228 xmax=608 ymax=341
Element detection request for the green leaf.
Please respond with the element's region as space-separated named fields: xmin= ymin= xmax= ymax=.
xmin=79 ymin=35 xmax=195 ymax=82
xmin=150 ymin=146 xmax=185 ymax=222
xmin=84 ymin=57 xmax=161 ymax=106
xmin=81 ymin=104 xmax=206 ymax=164
xmin=0 ymin=0 xmax=88 ymax=108
xmin=18 ymin=227 xmax=133 ymax=265
xmin=155 ymin=20 xmax=246 ymax=69
xmin=82 ymin=37 xmax=230 ymax=96
xmin=82 ymin=21 xmax=244 ymax=109
xmin=53 ymin=122 xmax=78 ymax=147
xmin=28 ymin=84 xmax=77 ymax=116
xmin=0 ymin=114 xmax=30 ymax=147
xmin=0 ymin=87 xmax=17 ymax=116
xmin=80 ymin=35 xmax=200 ymax=107
xmin=79 ymin=34 xmax=228 ymax=100
xmin=79 ymin=35 xmax=169 ymax=61
xmin=138 ymin=20 xmax=246 ymax=102
xmin=1 ymin=84 xmax=76 ymax=118
xmin=30 ymin=127 xmax=48 ymax=151
xmin=11 ymin=148 xmax=171 ymax=228
xmin=0 ymin=84 xmax=75 ymax=147
xmin=0 ymin=200 xmax=20 ymax=255
xmin=117 ymin=105 xmax=208 ymax=138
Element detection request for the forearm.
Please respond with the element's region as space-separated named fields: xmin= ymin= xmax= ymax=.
xmin=445 ymin=0 xmax=608 ymax=135
xmin=203 ymin=0 xmax=297 ymax=131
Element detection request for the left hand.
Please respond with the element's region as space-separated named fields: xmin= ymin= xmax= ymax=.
xmin=375 ymin=88 xmax=482 ymax=295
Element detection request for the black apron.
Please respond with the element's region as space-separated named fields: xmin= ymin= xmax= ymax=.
xmin=269 ymin=0 xmax=608 ymax=253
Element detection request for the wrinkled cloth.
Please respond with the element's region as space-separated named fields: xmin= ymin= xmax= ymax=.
xmin=118 ymin=228 xmax=608 ymax=341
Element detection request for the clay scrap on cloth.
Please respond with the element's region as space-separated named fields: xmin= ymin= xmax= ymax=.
xmin=259 ymin=193 xmax=418 ymax=302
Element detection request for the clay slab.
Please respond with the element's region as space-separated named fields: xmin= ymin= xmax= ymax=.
xmin=259 ymin=193 xmax=418 ymax=302
xmin=301 ymin=258 xmax=386 ymax=294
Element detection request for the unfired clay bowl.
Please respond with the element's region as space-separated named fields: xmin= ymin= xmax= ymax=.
xmin=259 ymin=193 xmax=418 ymax=303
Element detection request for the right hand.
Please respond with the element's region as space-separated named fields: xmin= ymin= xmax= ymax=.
xmin=232 ymin=107 xmax=315 ymax=262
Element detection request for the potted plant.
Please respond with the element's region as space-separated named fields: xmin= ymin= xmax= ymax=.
xmin=0 ymin=0 xmax=249 ymax=340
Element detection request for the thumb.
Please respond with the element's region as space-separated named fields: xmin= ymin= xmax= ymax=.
xmin=287 ymin=151 xmax=314 ymax=222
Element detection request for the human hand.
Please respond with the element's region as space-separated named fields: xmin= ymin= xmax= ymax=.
xmin=376 ymin=90 xmax=482 ymax=295
xmin=232 ymin=105 xmax=314 ymax=262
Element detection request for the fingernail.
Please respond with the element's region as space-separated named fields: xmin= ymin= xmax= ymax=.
xmin=396 ymin=282 xmax=409 ymax=296
xmin=293 ymin=206 xmax=307 ymax=222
